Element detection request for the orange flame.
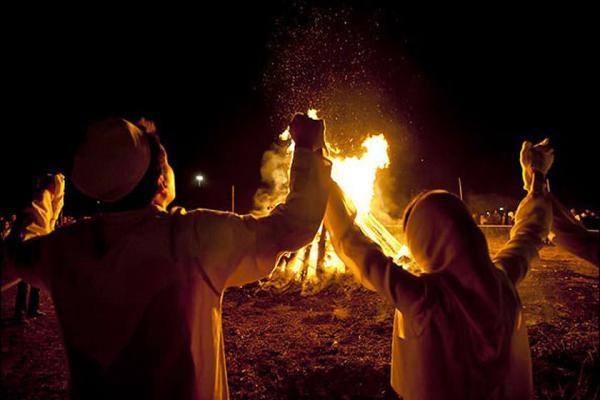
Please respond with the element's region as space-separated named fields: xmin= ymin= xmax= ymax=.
xmin=264 ymin=112 xmax=412 ymax=288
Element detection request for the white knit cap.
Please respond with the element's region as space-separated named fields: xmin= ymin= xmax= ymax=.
xmin=72 ymin=118 xmax=151 ymax=202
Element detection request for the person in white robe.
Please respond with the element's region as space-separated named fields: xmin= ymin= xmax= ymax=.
xmin=2 ymin=114 xmax=331 ymax=400
xmin=323 ymin=140 xmax=555 ymax=399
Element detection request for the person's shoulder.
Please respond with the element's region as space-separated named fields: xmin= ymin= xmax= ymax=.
xmin=171 ymin=208 xmax=252 ymax=239
xmin=52 ymin=216 xmax=100 ymax=238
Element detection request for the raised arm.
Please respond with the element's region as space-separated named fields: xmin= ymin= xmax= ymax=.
xmin=494 ymin=141 xmax=553 ymax=284
xmin=493 ymin=176 xmax=552 ymax=284
xmin=2 ymin=174 xmax=65 ymax=290
xmin=189 ymin=114 xmax=331 ymax=290
xmin=23 ymin=174 xmax=65 ymax=240
xmin=324 ymin=183 xmax=425 ymax=313
xmin=518 ymin=137 xmax=598 ymax=267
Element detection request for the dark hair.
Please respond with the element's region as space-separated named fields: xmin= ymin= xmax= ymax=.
xmin=103 ymin=132 xmax=168 ymax=212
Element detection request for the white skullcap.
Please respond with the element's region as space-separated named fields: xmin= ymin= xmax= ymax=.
xmin=72 ymin=118 xmax=151 ymax=202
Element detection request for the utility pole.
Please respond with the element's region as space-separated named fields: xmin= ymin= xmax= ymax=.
xmin=231 ymin=185 xmax=235 ymax=213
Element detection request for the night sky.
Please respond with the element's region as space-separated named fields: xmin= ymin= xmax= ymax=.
xmin=3 ymin=2 xmax=596 ymax=216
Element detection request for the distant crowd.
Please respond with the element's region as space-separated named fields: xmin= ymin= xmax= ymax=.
xmin=571 ymin=208 xmax=600 ymax=230
xmin=473 ymin=207 xmax=599 ymax=229
xmin=473 ymin=209 xmax=515 ymax=226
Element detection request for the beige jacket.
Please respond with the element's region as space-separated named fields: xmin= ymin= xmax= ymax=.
xmin=325 ymin=185 xmax=551 ymax=400
xmin=5 ymin=148 xmax=330 ymax=400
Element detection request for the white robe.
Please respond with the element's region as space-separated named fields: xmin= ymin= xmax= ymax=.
xmin=325 ymin=186 xmax=552 ymax=400
xmin=5 ymin=148 xmax=330 ymax=400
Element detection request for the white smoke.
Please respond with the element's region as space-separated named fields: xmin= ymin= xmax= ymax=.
xmin=252 ymin=140 xmax=293 ymax=217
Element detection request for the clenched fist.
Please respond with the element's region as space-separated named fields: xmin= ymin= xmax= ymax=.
xmin=289 ymin=113 xmax=326 ymax=151
xmin=520 ymin=138 xmax=554 ymax=192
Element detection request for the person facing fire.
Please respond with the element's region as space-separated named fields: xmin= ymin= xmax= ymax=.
xmin=323 ymin=139 xmax=556 ymax=399
xmin=2 ymin=115 xmax=331 ymax=400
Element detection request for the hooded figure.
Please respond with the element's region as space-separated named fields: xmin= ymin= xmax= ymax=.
xmin=324 ymin=156 xmax=552 ymax=399
xmin=2 ymin=115 xmax=331 ymax=400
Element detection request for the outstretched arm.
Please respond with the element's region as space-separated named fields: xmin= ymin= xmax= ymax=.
xmin=549 ymin=194 xmax=599 ymax=267
xmin=519 ymin=137 xmax=598 ymax=267
xmin=494 ymin=172 xmax=552 ymax=285
xmin=324 ymin=183 xmax=425 ymax=314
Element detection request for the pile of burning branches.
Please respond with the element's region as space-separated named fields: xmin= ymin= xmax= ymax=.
xmin=253 ymin=111 xmax=411 ymax=295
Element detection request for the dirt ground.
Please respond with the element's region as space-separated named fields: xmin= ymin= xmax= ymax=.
xmin=1 ymin=235 xmax=598 ymax=399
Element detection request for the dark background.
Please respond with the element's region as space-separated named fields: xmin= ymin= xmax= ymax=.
xmin=2 ymin=1 xmax=597 ymax=216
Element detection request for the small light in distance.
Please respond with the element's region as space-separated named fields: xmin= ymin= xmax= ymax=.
xmin=195 ymin=174 xmax=205 ymax=186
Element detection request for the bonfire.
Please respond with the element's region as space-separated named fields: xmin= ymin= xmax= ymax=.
xmin=254 ymin=111 xmax=411 ymax=294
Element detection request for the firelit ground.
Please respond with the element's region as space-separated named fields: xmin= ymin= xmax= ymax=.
xmin=2 ymin=236 xmax=598 ymax=399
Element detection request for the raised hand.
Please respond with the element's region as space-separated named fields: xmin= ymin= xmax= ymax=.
xmin=51 ymin=173 xmax=66 ymax=199
xmin=520 ymin=138 xmax=554 ymax=192
xmin=136 ymin=117 xmax=157 ymax=134
xmin=289 ymin=113 xmax=326 ymax=151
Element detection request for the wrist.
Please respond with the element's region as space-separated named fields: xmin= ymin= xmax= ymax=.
xmin=294 ymin=141 xmax=312 ymax=150
xmin=295 ymin=141 xmax=323 ymax=151
xmin=530 ymin=170 xmax=547 ymax=194
xmin=530 ymin=167 xmax=545 ymax=176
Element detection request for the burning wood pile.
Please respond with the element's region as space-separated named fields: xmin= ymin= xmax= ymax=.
xmin=254 ymin=111 xmax=410 ymax=294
